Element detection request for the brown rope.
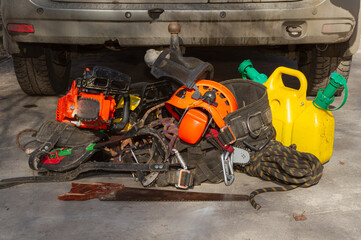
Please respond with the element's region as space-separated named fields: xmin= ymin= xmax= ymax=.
xmin=16 ymin=129 xmax=38 ymax=151
xmin=138 ymin=103 xmax=165 ymax=128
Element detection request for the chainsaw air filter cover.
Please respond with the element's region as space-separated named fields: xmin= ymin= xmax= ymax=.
xmin=76 ymin=98 xmax=101 ymax=121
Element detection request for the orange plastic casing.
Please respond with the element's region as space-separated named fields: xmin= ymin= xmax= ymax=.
xmin=166 ymin=80 xmax=238 ymax=128
xmin=56 ymin=81 xmax=116 ymax=130
xmin=178 ymin=109 xmax=208 ymax=144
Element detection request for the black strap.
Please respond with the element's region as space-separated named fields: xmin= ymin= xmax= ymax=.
xmin=195 ymin=160 xmax=222 ymax=184
xmin=0 ymin=162 xmax=170 ymax=190
xmin=218 ymin=126 xmax=237 ymax=147
xmin=178 ymin=170 xmax=193 ymax=187
xmin=156 ymin=170 xmax=194 ymax=187
xmin=206 ymin=131 xmax=228 ymax=153
xmin=28 ymin=122 xmax=69 ymax=170
xmin=218 ymin=108 xmax=272 ymax=146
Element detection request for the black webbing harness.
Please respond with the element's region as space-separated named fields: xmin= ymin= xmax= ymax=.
xmin=2 ymin=119 xmax=171 ymax=189
xmin=0 ymin=162 xmax=170 ymax=190
xmin=218 ymin=79 xmax=273 ymax=150
xmin=158 ymin=79 xmax=275 ymax=188
xmin=173 ymin=79 xmax=323 ymax=210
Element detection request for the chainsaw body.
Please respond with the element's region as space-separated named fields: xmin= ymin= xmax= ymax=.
xmin=56 ymin=81 xmax=116 ymax=130
xmin=56 ymin=66 xmax=131 ymax=130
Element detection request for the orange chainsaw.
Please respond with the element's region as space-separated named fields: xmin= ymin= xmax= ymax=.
xmin=56 ymin=66 xmax=131 ymax=130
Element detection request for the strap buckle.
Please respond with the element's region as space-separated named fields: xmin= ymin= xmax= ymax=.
xmin=175 ymin=169 xmax=192 ymax=190
xmin=246 ymin=111 xmax=266 ymax=138
xmin=220 ymin=125 xmax=236 ymax=146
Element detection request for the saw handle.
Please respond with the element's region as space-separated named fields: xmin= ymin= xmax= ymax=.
xmin=111 ymin=94 xmax=130 ymax=131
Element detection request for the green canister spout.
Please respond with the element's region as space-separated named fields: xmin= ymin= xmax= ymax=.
xmin=238 ymin=60 xmax=268 ymax=84
xmin=313 ymin=72 xmax=348 ymax=111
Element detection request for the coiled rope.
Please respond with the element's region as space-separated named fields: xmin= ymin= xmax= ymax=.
xmin=148 ymin=109 xmax=179 ymax=151
xmin=243 ymin=140 xmax=324 ymax=210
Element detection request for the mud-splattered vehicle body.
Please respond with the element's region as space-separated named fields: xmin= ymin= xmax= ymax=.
xmin=1 ymin=0 xmax=360 ymax=95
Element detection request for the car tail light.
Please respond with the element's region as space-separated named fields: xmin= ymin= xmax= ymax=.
xmin=7 ymin=24 xmax=34 ymax=33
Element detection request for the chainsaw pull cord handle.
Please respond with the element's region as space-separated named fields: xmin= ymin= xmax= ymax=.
xmin=111 ymin=94 xmax=130 ymax=131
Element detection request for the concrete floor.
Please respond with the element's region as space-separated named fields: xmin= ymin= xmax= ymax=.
xmin=0 ymin=47 xmax=360 ymax=240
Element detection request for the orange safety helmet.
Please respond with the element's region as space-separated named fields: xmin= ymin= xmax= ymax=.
xmin=166 ymin=80 xmax=238 ymax=144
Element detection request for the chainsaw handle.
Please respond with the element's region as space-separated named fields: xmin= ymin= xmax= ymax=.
xmin=111 ymin=94 xmax=130 ymax=131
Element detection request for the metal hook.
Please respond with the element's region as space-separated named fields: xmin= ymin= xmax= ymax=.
xmin=221 ymin=151 xmax=235 ymax=186
xmin=119 ymin=145 xmax=139 ymax=163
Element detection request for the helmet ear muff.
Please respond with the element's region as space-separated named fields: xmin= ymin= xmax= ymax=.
xmin=178 ymin=109 xmax=209 ymax=144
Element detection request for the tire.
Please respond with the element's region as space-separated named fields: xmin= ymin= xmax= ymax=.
xmin=12 ymin=45 xmax=71 ymax=96
xmin=298 ymin=48 xmax=352 ymax=96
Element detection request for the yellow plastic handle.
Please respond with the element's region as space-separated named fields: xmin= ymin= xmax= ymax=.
xmin=268 ymin=67 xmax=308 ymax=97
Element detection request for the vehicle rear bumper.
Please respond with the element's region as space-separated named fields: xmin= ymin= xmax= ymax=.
xmin=1 ymin=0 xmax=357 ymax=47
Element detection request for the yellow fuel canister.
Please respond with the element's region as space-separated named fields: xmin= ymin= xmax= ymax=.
xmin=264 ymin=67 xmax=334 ymax=164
